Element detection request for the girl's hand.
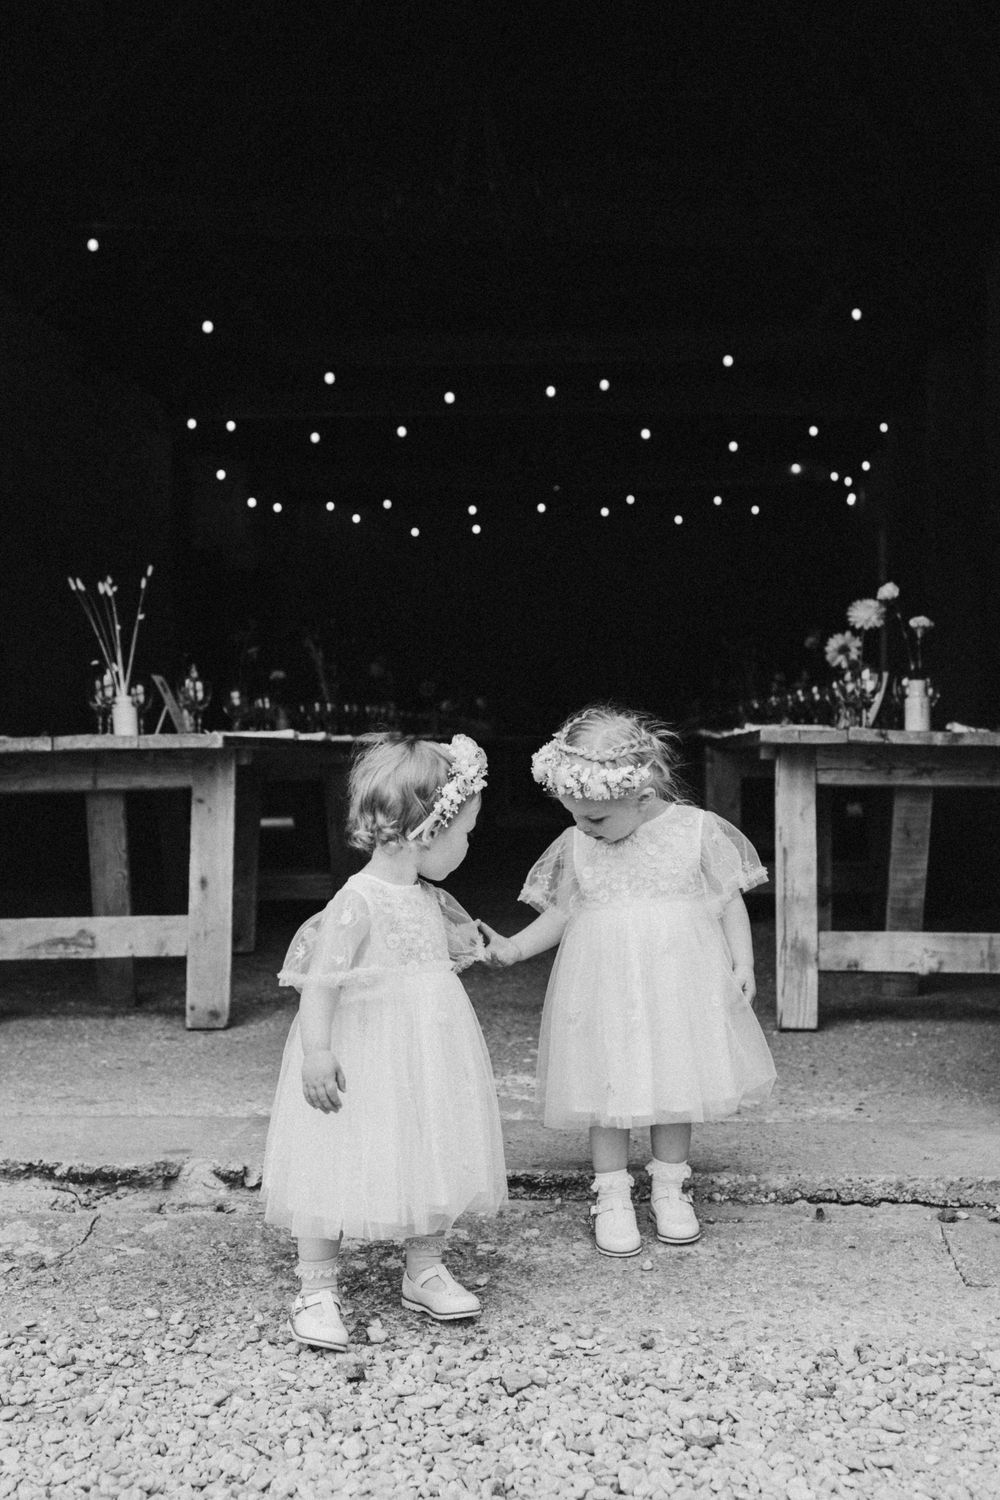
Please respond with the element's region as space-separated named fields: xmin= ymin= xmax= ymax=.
xmin=301 ymin=1050 xmax=347 ymax=1112
xmin=476 ymin=920 xmax=522 ymax=968
xmin=733 ymin=965 xmax=757 ymax=1009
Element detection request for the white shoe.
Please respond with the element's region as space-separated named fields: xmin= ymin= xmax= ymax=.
xmin=590 ymin=1173 xmax=641 ymax=1257
xmin=401 ymin=1264 xmax=482 ymax=1321
xmin=289 ymin=1287 xmax=349 ymax=1350
xmin=647 ymin=1160 xmax=701 ymax=1245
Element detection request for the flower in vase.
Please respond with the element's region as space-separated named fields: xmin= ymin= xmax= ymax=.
xmin=872 ymin=581 xmax=935 ymax=673
xmin=846 ymin=597 xmax=886 ymax=632
xmin=824 ymin=631 xmax=863 ymax=670
xmin=68 ymin=566 xmax=153 ymax=697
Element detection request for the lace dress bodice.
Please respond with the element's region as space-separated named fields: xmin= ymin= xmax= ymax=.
xmin=520 ymin=805 xmax=768 ymax=915
xmin=278 ymin=872 xmax=484 ymax=994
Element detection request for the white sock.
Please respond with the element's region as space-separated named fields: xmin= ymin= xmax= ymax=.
xmin=647 ymin=1159 xmax=691 ymax=1189
xmin=591 ymin=1168 xmax=633 ymax=1195
xmin=405 ymin=1233 xmax=447 ymax=1280
xmin=296 ymin=1255 xmax=339 ymax=1291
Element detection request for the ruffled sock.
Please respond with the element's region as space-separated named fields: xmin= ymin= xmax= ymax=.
xmin=405 ymin=1233 xmax=448 ymax=1280
xmin=296 ymin=1255 xmax=340 ymax=1292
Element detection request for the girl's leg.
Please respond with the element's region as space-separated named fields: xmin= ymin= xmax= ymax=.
xmin=649 ymin=1123 xmax=692 ymax=1164
xmin=589 ymin=1126 xmax=640 ymax=1257
xmin=401 ymin=1227 xmax=481 ymax=1322
xmin=647 ymin=1124 xmax=700 ymax=1246
xmin=290 ymin=1234 xmax=348 ymax=1351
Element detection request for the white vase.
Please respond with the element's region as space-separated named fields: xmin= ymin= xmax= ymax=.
xmin=904 ymin=678 xmax=932 ymax=732
xmin=111 ymin=694 xmax=140 ymax=736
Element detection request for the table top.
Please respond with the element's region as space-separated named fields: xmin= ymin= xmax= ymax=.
xmin=698 ymin=726 xmax=1000 ymax=749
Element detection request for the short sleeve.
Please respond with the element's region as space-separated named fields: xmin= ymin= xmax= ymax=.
xmin=699 ymin=811 xmax=769 ymax=903
xmin=518 ymin=829 xmax=579 ymax=913
xmin=277 ymin=886 xmax=371 ymax=991
xmin=429 ymin=885 xmax=486 ymax=973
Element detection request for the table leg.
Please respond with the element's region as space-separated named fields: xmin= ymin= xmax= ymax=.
xmin=775 ymin=746 xmax=819 ymax=1029
xmin=817 ymin=788 xmax=833 ymax=932
xmin=85 ymin=790 xmax=135 ymax=1004
xmin=882 ymin=787 xmax=934 ymax=999
xmin=232 ymin=768 xmax=261 ymax=953
xmin=186 ymin=756 xmax=236 ymax=1029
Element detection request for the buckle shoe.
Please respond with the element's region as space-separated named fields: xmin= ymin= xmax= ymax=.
xmin=590 ymin=1176 xmax=641 ymax=1258
xmin=289 ymin=1287 xmax=349 ymax=1351
xmin=401 ymin=1264 xmax=482 ymax=1321
xmin=647 ymin=1160 xmax=701 ymax=1245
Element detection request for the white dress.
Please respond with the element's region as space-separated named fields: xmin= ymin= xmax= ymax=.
xmin=261 ymin=872 xmax=507 ymax=1242
xmin=521 ymin=806 xmax=777 ymax=1129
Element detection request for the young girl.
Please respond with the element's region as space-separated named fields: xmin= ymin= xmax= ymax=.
xmin=261 ymin=733 xmax=507 ymax=1350
xmin=478 ymin=706 xmax=775 ymax=1258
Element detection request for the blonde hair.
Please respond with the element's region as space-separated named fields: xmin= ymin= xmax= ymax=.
xmin=346 ymin=734 xmax=456 ymax=851
xmin=553 ymin=704 xmax=688 ymax=803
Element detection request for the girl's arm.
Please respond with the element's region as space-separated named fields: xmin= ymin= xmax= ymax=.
xmin=477 ymin=907 xmax=568 ymax=966
xmin=299 ymin=983 xmax=347 ymax=1111
xmin=720 ymin=893 xmax=757 ymax=1008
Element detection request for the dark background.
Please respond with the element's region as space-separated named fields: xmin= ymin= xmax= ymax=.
xmin=2 ymin=0 xmax=999 ymax=733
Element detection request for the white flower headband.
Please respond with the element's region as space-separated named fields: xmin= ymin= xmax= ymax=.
xmin=531 ymin=731 xmax=652 ymax=801
xmin=407 ymin=734 xmax=488 ymax=841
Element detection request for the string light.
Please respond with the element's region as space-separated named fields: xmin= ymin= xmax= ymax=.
xmin=352 ymin=513 xmax=361 ymax=524
xmin=713 ymin=495 xmax=722 ymax=506
xmin=87 ymin=237 xmax=99 ymax=252
xmin=750 ymin=505 xmax=760 ymax=515
xmin=444 ymin=391 xmax=456 ymax=404
xmin=201 ymin=320 xmax=214 ymax=334
xmin=225 ymin=420 xmax=236 ymax=432
xmin=215 ymin=469 xmax=226 ymax=480
xmin=537 ymin=503 xmax=547 ymax=513
xmin=851 ymin=308 xmax=862 ymax=321
xmin=673 ymin=514 xmax=684 ymax=525
xmin=600 ymin=506 xmax=610 ymax=517
xmin=324 ymin=371 xmax=335 ymax=385
xmin=861 ymin=460 xmax=871 ymax=471
xmin=186 ymin=418 xmax=197 ymax=430
xmin=722 ymin=355 xmax=734 ymax=367
xmin=411 ymin=527 xmax=420 ymax=537
xmin=843 ymin=475 xmax=852 ymax=486
xmin=467 ymin=505 xmax=477 ymax=516
xmin=471 ymin=524 xmax=481 ymax=534
xmin=830 ymin=471 xmax=839 ymax=482
xmin=640 ymin=428 xmax=651 ymax=440
xmin=846 ymin=493 xmax=857 ymax=505
xmin=383 ymin=499 xmax=392 ymax=510
xmin=545 ymin=385 xmax=556 ymax=398
xmin=808 ymin=425 xmax=819 ymax=437
xmin=790 ymin=463 xmax=802 ymax=474
xmin=625 ymin=494 xmax=635 ymax=505
xmin=728 ymin=441 xmax=738 ymax=452
xmin=396 ymin=426 xmax=407 ymax=438
xmin=310 ymin=431 xmax=321 ymax=444
xmin=879 ymin=422 xmax=889 ymax=433
xmin=272 ymin=502 xmax=282 ymax=513
xmin=325 ymin=501 xmax=335 ymax=512
xmin=246 ymin=497 xmax=257 ymax=508
xmin=599 ymin=379 xmax=610 ymax=391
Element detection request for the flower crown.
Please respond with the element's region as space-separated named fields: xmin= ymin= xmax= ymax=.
xmin=407 ymin=734 xmax=488 ymax=841
xmin=531 ymin=732 xmax=653 ymax=801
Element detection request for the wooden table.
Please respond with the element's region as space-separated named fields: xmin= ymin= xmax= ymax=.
xmin=0 ymin=735 xmax=239 ymax=1029
xmin=701 ymin=727 xmax=1000 ymax=1030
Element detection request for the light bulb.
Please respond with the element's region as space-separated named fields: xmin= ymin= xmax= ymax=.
xmin=310 ymin=432 xmax=320 ymax=444
xmin=600 ymin=506 xmax=610 ymax=517
xmin=673 ymin=514 xmax=683 ymax=525
xmin=713 ymin=495 xmax=722 ymax=506
xmin=272 ymin=502 xmax=282 ymax=513
xmin=201 ymin=320 xmax=214 ymax=334
xmin=861 ymin=460 xmax=871 ymax=472
xmin=382 ymin=499 xmax=392 ymax=510
xmin=471 ymin=524 xmax=481 ymax=534
xmin=728 ymin=441 xmax=738 ymax=452
xmin=844 ymin=475 xmax=852 ymax=486
xmin=809 ymin=425 xmax=819 ymax=437
xmin=186 ymin=418 xmax=197 ymax=430
xmin=879 ymin=422 xmax=889 ymax=433
xmin=246 ymin=497 xmax=257 ymax=508
xmin=545 ymin=385 xmax=556 ymax=397
xmin=790 ymin=463 xmax=802 ymax=475
xmin=411 ymin=527 xmax=420 ymax=537
xmin=226 ymin=420 xmax=236 ymax=432
xmin=830 ymin=471 xmax=839 ymax=482
xmin=625 ymin=494 xmax=635 ymax=505
xmin=324 ymin=371 xmax=335 ymax=384
xmin=851 ymin=308 xmax=862 ymax=321
xmin=468 ymin=505 xmax=477 ymax=516
xmin=396 ymin=425 xmax=407 ymax=438
xmin=352 ymin=513 xmax=361 ymax=524
xmin=640 ymin=428 xmax=651 ymax=440
xmin=216 ymin=469 xmax=226 ymax=480
xmin=846 ymin=493 xmax=857 ymax=506
xmin=325 ymin=501 xmax=335 ymax=512
xmin=751 ymin=504 xmax=760 ymax=515
xmin=599 ymin=379 xmax=610 ymax=391
xmin=537 ymin=503 xmax=546 ymax=513
xmin=723 ymin=354 xmax=734 ymax=367
xmin=444 ymin=391 xmax=455 ymax=404
xmin=87 ymin=237 xmax=99 ymax=252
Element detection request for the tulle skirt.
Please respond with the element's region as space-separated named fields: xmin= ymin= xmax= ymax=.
xmin=537 ymin=899 xmax=776 ymax=1129
xmin=262 ymin=970 xmax=507 ymax=1241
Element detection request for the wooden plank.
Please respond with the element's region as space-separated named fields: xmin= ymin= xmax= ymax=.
xmin=85 ymin=791 xmax=135 ymax=1005
xmin=817 ymin=788 xmax=833 ymax=932
xmin=0 ymin=754 xmax=209 ymax=794
xmin=774 ymin=745 xmax=819 ymax=1030
xmin=258 ymin=870 xmax=335 ymax=902
xmin=0 ymin=737 xmax=53 ymax=752
xmin=0 ymin=915 xmax=188 ymax=960
xmin=50 ymin=734 xmax=227 ymax=750
xmin=232 ymin=769 xmax=262 ymax=953
xmin=882 ymin=786 xmax=933 ymax=1000
xmin=819 ymin=930 xmax=1000 ymax=974
xmin=816 ymin=751 xmax=1000 ymax=789
xmin=185 ymin=754 xmax=236 ymax=1029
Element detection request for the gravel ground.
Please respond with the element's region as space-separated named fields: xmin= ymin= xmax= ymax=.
xmin=2 ymin=1179 xmax=1000 ymax=1499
